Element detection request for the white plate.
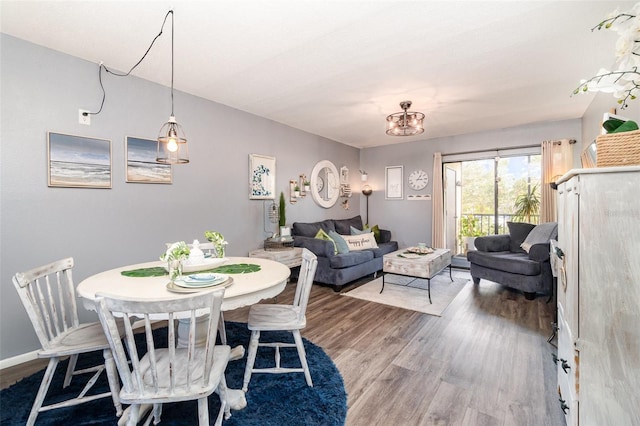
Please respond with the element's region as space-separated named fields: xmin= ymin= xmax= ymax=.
xmin=188 ymin=273 xmax=218 ymax=281
xmin=173 ymin=273 xmax=229 ymax=288
xmin=164 ymin=257 xmax=227 ymax=273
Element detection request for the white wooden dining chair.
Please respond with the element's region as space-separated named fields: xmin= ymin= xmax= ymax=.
xmin=95 ymin=289 xmax=231 ymax=426
xmin=242 ymin=248 xmax=318 ymax=392
xmin=12 ymin=257 xmax=123 ymax=426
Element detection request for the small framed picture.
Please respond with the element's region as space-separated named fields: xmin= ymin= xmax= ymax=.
xmin=385 ymin=165 xmax=403 ymax=200
xmin=249 ymin=154 xmax=276 ymax=199
xmin=125 ymin=136 xmax=172 ymax=184
xmin=280 ymin=226 xmax=291 ymax=237
xmin=47 ymin=132 xmax=111 ymax=188
xmin=340 ymin=166 xmax=349 ymax=184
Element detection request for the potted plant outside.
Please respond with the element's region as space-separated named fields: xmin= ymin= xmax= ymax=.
xmin=513 ymin=184 xmax=540 ymax=223
xmin=458 ymin=215 xmax=483 ymax=255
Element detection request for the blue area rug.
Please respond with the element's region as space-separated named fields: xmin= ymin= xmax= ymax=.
xmin=0 ymin=322 xmax=347 ymax=425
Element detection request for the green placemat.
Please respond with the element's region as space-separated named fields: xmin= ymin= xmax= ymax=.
xmin=121 ymin=263 xmax=261 ymax=278
xmin=121 ymin=267 xmax=167 ymax=277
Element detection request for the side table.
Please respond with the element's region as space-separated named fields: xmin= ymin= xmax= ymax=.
xmin=248 ymin=247 xmax=303 ymax=268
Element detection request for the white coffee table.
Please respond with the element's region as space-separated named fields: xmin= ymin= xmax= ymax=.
xmin=382 ymin=248 xmax=452 ymax=304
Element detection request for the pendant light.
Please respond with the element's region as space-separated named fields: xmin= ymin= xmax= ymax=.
xmin=156 ymin=10 xmax=189 ymax=164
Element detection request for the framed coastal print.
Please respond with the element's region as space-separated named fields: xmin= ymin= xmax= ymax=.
xmin=385 ymin=165 xmax=403 ymax=200
xmin=249 ymin=154 xmax=276 ymax=199
xmin=125 ymin=136 xmax=172 ymax=184
xmin=47 ymin=132 xmax=112 ymax=188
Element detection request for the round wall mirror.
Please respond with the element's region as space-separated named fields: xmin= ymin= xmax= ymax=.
xmin=310 ymin=160 xmax=340 ymax=208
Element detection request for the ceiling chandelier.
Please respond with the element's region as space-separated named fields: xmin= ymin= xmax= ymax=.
xmin=386 ymin=101 xmax=425 ymax=136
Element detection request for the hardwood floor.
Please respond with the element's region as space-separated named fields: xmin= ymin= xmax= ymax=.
xmin=1 ymin=270 xmax=565 ymax=426
xmin=227 ymin=269 xmax=564 ymax=426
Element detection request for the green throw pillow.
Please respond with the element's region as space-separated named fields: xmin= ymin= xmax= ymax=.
xmin=367 ymin=224 xmax=381 ymax=243
xmin=328 ymin=230 xmax=350 ymax=254
xmin=315 ymin=228 xmax=337 ymax=255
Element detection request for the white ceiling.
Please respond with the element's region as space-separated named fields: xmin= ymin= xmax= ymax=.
xmin=0 ymin=1 xmax=630 ymax=148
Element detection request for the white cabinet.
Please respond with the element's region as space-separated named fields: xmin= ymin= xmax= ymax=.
xmin=555 ymin=167 xmax=640 ymax=426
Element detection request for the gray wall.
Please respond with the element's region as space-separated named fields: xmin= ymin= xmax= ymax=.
xmin=359 ymin=120 xmax=583 ymax=248
xmin=0 ymin=35 xmax=360 ymax=359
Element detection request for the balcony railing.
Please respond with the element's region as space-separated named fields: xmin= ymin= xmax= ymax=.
xmin=461 ymin=213 xmax=540 ymax=237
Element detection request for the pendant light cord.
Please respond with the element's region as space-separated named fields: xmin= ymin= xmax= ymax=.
xmin=84 ymin=10 xmax=174 ymax=116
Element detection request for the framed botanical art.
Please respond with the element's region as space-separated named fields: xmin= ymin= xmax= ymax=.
xmin=125 ymin=136 xmax=172 ymax=184
xmin=47 ymin=132 xmax=112 ymax=188
xmin=385 ymin=165 xmax=403 ymax=200
xmin=249 ymin=154 xmax=276 ymax=199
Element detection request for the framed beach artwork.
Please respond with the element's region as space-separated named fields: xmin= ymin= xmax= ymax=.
xmin=385 ymin=165 xmax=403 ymax=200
xmin=249 ymin=154 xmax=276 ymax=199
xmin=125 ymin=136 xmax=172 ymax=184
xmin=47 ymin=132 xmax=112 ymax=188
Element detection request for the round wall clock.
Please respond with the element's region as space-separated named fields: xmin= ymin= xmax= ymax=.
xmin=408 ymin=169 xmax=429 ymax=190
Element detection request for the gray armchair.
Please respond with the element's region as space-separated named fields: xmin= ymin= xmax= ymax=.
xmin=466 ymin=222 xmax=557 ymax=300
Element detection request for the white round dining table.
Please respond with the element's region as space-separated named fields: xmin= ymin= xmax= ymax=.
xmin=76 ymin=256 xmax=290 ymax=415
xmin=76 ymin=256 xmax=290 ymax=312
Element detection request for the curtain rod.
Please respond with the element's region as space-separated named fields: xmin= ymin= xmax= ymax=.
xmin=443 ymin=139 xmax=576 ymax=157
xmin=442 ymin=143 xmax=539 ymax=157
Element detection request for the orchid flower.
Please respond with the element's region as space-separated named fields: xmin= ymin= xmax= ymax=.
xmin=575 ymin=2 xmax=640 ymax=108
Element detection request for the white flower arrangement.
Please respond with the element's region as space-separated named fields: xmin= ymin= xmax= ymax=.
xmin=204 ymin=231 xmax=228 ymax=258
xmin=575 ymin=2 xmax=640 ymax=108
xmin=160 ymin=241 xmax=190 ymax=262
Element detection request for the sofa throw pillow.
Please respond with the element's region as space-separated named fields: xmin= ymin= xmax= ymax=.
xmin=328 ymin=230 xmax=350 ymax=254
xmin=352 ymin=224 xmax=381 ymax=243
xmin=507 ymin=222 xmax=536 ymax=253
xmin=350 ymin=225 xmax=366 ymax=235
xmin=521 ymin=222 xmax=558 ymax=253
xmin=366 ymin=224 xmax=381 ymax=243
xmin=315 ymin=229 xmax=337 ymax=255
xmin=341 ymin=233 xmax=378 ymax=251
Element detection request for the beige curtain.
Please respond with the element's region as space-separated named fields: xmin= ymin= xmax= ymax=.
xmin=541 ymin=139 xmax=574 ymax=222
xmin=431 ymin=152 xmax=445 ymax=248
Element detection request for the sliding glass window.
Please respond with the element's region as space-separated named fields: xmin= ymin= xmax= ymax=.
xmin=442 ymin=147 xmax=541 ymax=265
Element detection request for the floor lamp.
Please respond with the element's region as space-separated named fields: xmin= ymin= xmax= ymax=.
xmin=362 ymin=185 xmax=372 ymax=225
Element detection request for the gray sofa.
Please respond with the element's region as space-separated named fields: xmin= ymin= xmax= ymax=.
xmin=292 ymin=215 xmax=398 ymax=291
xmin=466 ymin=222 xmax=557 ymax=300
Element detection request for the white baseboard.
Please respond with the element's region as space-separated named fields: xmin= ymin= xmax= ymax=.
xmin=0 ymin=350 xmax=39 ymax=370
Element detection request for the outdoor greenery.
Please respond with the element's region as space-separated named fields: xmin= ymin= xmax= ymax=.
xmin=458 ymin=215 xmax=484 ymax=238
xmin=459 ymin=155 xmax=541 ymax=237
xmin=513 ymin=184 xmax=540 ymax=223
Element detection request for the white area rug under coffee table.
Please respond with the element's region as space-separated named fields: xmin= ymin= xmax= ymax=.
xmin=342 ymin=270 xmax=470 ymax=316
